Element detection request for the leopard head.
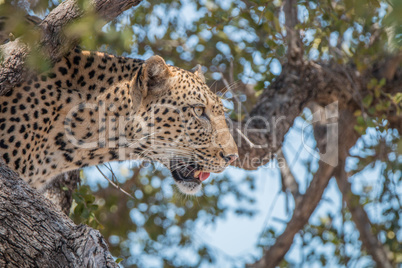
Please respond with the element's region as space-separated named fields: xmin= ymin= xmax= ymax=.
xmin=133 ymin=56 xmax=238 ymax=194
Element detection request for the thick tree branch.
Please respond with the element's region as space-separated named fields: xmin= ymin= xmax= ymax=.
xmin=0 ymin=162 xmax=118 ymax=267
xmin=39 ymin=0 xmax=141 ymax=61
xmin=0 ymin=0 xmax=142 ymax=95
xmin=232 ymin=62 xmax=352 ymax=170
xmin=232 ymin=62 xmax=402 ymax=170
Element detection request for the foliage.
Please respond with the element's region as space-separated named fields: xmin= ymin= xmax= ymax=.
xmin=1 ymin=0 xmax=401 ymax=266
xmin=70 ymin=184 xmax=103 ymax=229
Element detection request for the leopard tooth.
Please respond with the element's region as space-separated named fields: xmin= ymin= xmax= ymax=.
xmin=194 ymin=170 xmax=201 ymax=178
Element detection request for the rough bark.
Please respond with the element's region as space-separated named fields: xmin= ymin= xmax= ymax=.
xmin=0 ymin=161 xmax=118 ymax=267
xmin=41 ymin=171 xmax=81 ymax=215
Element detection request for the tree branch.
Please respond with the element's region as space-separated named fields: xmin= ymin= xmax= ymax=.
xmin=249 ymin=110 xmax=357 ymax=268
xmin=334 ymin=163 xmax=393 ymax=268
xmin=0 ymin=162 xmax=118 ymax=267
xmin=249 ymin=162 xmax=335 ymax=268
xmin=326 ymin=107 xmax=392 ymax=267
xmin=277 ymin=149 xmax=301 ymax=205
xmin=0 ymin=0 xmax=142 ymax=95
xmin=232 ymin=61 xmax=402 ymax=170
xmin=283 ymin=0 xmax=303 ymax=66
xmin=232 ymin=62 xmax=352 ymax=170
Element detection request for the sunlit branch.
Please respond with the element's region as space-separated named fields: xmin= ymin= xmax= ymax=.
xmin=249 ymin=110 xmax=357 ymax=267
xmin=249 ymin=161 xmax=335 ymax=268
xmin=335 ymin=162 xmax=393 ymax=268
xmin=277 ymin=149 xmax=301 ymax=205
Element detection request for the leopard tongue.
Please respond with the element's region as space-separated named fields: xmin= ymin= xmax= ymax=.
xmin=199 ymin=172 xmax=210 ymax=181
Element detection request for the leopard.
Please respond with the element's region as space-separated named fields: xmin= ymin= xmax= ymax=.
xmin=0 ymin=48 xmax=238 ymax=194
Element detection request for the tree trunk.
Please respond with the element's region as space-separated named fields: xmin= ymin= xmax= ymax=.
xmin=0 ymin=162 xmax=118 ymax=267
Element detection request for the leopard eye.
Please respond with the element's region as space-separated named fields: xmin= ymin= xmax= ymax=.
xmin=193 ymin=106 xmax=205 ymax=117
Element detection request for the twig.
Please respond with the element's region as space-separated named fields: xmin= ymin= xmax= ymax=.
xmin=96 ymin=165 xmax=135 ymax=199
xmin=236 ymin=128 xmax=265 ymax=149
xmin=277 ymin=149 xmax=301 ymax=205
xmin=257 ymin=190 xmax=282 ymax=246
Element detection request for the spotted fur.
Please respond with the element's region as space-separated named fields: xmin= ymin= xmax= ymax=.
xmin=0 ymin=48 xmax=238 ymax=193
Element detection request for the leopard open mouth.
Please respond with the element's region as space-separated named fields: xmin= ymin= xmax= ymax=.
xmin=169 ymin=158 xmax=210 ymax=194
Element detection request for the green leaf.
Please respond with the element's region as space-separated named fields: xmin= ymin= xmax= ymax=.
xmin=363 ymin=94 xmax=373 ymax=108
xmin=356 ymin=115 xmax=365 ymax=125
xmin=392 ymin=93 xmax=402 ymax=104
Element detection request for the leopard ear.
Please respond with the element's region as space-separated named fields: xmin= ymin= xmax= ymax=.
xmin=142 ymin=55 xmax=172 ymax=96
xmin=192 ymin=64 xmax=205 ymax=83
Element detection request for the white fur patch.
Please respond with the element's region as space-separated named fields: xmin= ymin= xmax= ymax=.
xmin=176 ymin=181 xmax=202 ymax=195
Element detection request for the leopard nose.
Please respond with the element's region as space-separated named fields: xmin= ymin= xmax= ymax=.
xmin=224 ymin=154 xmax=238 ymax=164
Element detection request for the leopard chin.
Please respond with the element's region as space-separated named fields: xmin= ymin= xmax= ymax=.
xmin=169 ymin=158 xmax=210 ymax=195
xmin=175 ymin=180 xmax=202 ymax=195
